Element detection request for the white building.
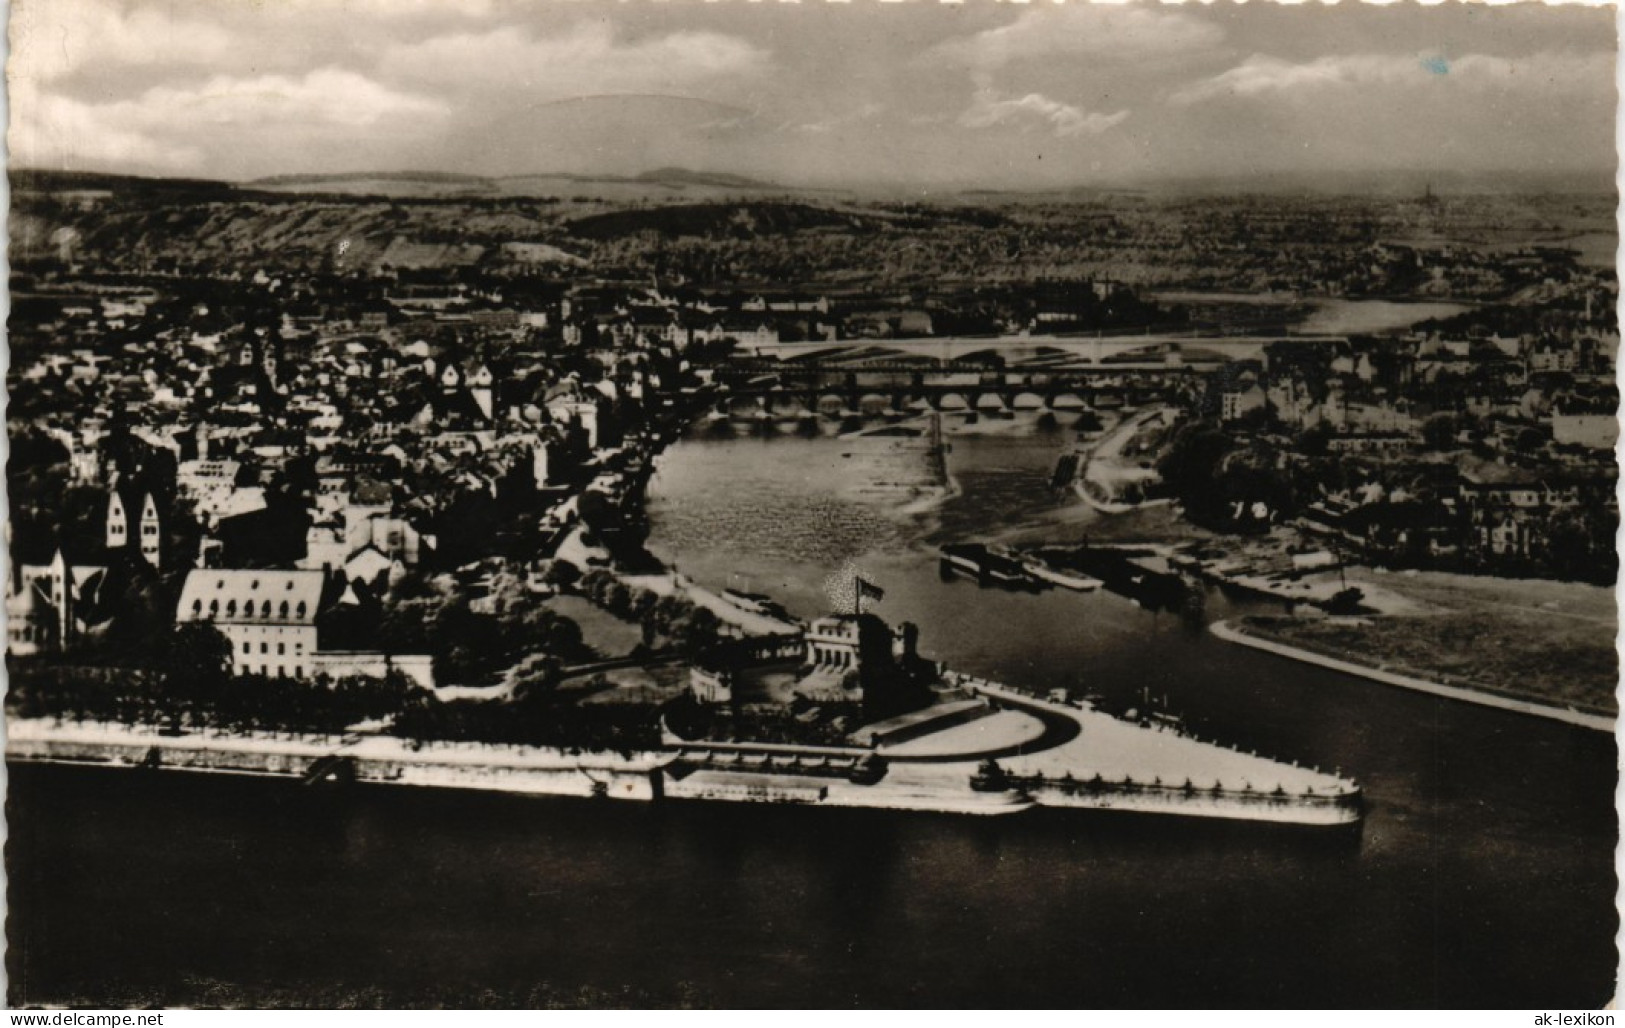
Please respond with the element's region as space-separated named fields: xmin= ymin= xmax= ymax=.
xmin=177 ymin=569 xmax=324 ymax=678
xmin=1551 ymin=413 xmax=1619 ymax=451
xmin=8 ymin=549 xmax=106 ymax=655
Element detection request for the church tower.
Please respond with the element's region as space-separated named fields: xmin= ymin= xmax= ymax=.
xmin=138 ymin=493 xmax=162 ymax=569
xmin=106 ymin=490 xmax=128 ymax=550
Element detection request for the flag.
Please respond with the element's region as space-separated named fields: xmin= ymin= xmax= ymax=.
xmin=856 ymin=577 xmax=885 ymax=603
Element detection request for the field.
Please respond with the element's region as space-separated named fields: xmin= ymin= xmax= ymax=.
xmin=1246 ymin=569 xmax=1617 ymax=715
xmin=544 ymin=595 xmax=645 ymax=659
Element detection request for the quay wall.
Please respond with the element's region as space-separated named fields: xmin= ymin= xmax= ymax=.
xmin=9 ymin=699 xmax=1367 ymax=826
xmin=1017 ymin=778 xmax=1360 ymax=826
xmin=6 ymin=721 xmax=663 ymax=801
xmin=953 ymin=673 xmax=1364 ymax=826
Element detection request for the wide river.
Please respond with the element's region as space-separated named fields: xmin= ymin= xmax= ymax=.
xmin=8 ymin=429 xmax=1617 ymax=1007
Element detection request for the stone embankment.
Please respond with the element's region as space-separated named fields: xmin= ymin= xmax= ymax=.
xmin=7 ymin=719 xmax=663 ymax=800
xmin=10 ymin=661 xmax=1373 ymax=826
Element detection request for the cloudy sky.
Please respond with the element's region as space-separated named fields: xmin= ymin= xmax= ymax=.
xmin=7 ymin=0 xmax=1617 ymax=189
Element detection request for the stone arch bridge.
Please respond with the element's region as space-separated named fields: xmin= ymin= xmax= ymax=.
xmin=710 ymin=369 xmax=1194 ymax=419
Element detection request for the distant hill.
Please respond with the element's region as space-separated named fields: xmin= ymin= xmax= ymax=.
xmin=11 ymin=168 xmax=244 ymax=202
xmin=249 ymin=171 xmax=492 ymax=187
xmin=235 ymin=166 xmax=792 ymax=202
xmin=634 ymin=167 xmax=778 ymax=191
xmin=1123 ymin=169 xmax=1618 ymax=198
xmin=245 ymin=171 xmax=500 ymax=199
xmin=566 ymin=201 xmax=880 ymax=241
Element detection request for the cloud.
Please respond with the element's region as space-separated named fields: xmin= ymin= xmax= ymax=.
xmin=6 ymin=0 xmax=1612 ymax=188
xmin=1171 ymin=50 xmax=1614 ymax=105
xmin=305 ymin=0 xmax=496 ymax=17
xmin=9 ymin=78 xmax=203 ymax=171
xmin=377 ymin=22 xmax=767 ymax=99
xmin=960 ymin=86 xmax=1127 ymax=139
xmin=792 ymin=103 xmax=885 ymax=135
xmin=133 ymin=68 xmax=446 ymax=128
xmin=11 ymin=69 xmax=445 ymax=173
xmin=10 ymin=0 xmax=239 ymax=82
xmin=931 ymin=6 xmax=1224 ymax=69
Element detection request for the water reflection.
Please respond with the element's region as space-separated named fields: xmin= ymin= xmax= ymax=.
xmin=5 ymin=430 xmax=1616 ymax=1008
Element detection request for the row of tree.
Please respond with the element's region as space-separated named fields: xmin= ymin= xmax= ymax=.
xmin=573 ymin=565 xmax=722 ymax=655
xmin=8 ymin=622 xmax=415 ymax=736
xmin=342 ymin=567 xmax=590 ymax=686
xmin=388 ymin=682 xmax=660 ymax=754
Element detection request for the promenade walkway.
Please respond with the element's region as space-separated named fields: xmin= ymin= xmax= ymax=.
xmin=954 ymin=675 xmax=1351 ymax=796
xmin=879 ymin=710 xmax=1047 ymax=760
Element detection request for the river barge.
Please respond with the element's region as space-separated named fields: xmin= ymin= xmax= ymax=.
xmin=1021 ymin=557 xmax=1103 ymax=591
xmin=940 ymin=543 xmax=1039 ymax=590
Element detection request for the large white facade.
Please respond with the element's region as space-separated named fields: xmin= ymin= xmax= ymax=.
xmin=177 ymin=569 xmax=324 ymax=678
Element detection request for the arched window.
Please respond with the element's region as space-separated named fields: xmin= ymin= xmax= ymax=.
xmin=279 ymin=601 xmax=290 ymax=618
xmin=261 ymin=600 xmax=272 ymax=617
xmin=192 ymin=599 xmax=202 ymax=615
xmin=226 ymin=599 xmax=237 ymax=617
xmin=209 ymin=599 xmax=219 ymax=616
xmin=295 ymin=601 xmax=307 ymax=619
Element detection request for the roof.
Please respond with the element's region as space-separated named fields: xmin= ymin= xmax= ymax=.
xmin=352 ymin=478 xmax=394 ymax=506
xmin=177 ymin=569 xmax=325 ymax=625
xmin=344 ymin=545 xmax=395 ymax=579
xmin=213 ymin=487 xmax=268 ymax=520
xmin=178 ymin=459 xmax=241 ymax=482
xmin=7 ymin=582 xmax=47 ymax=616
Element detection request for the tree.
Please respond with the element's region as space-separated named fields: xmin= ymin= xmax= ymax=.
xmin=1514 ymin=426 xmax=1547 ymax=453
xmin=378 ymin=591 xmax=451 ymax=652
xmin=628 ymin=587 xmax=657 ymax=620
xmin=159 ymin=622 xmax=234 ymax=731
xmin=164 ymin=622 xmax=233 ymax=691
xmin=1545 ymin=507 xmax=1618 ymax=584
xmin=543 ymin=559 xmax=581 ymax=591
xmin=579 ymin=568 xmax=617 ymax=604
xmin=1157 ymin=422 xmax=1236 ymax=526
xmin=507 ymin=606 xmax=584 ymax=659
xmin=509 ymin=654 xmax=562 ymax=701
xmin=483 ymin=566 xmax=530 ymax=621
xmin=1421 ymin=413 xmax=1459 ymax=450
xmin=1294 ymin=422 xmax=1333 ymax=458
xmin=601 ymin=581 xmax=632 ymax=617
xmin=431 ymin=600 xmax=508 ymax=685
xmin=1326 ymin=587 xmax=1366 ymax=615
xmin=669 ymin=606 xmax=721 ymax=655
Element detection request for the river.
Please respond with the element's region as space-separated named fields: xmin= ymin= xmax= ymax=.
xmin=7 ymin=429 xmax=1617 ymax=1007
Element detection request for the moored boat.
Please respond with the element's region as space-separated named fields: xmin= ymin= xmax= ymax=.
xmin=940 ymin=543 xmax=1036 ymax=589
xmin=1021 ymin=558 xmax=1103 ymax=591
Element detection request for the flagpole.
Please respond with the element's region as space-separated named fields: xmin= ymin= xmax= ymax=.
xmin=854 ymin=573 xmax=861 ymax=616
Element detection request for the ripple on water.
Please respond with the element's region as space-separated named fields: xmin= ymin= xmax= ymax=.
xmin=647 ymin=436 xmax=935 ymax=568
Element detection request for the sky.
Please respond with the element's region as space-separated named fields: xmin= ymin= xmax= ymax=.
xmin=6 ymin=0 xmax=1618 ymax=190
